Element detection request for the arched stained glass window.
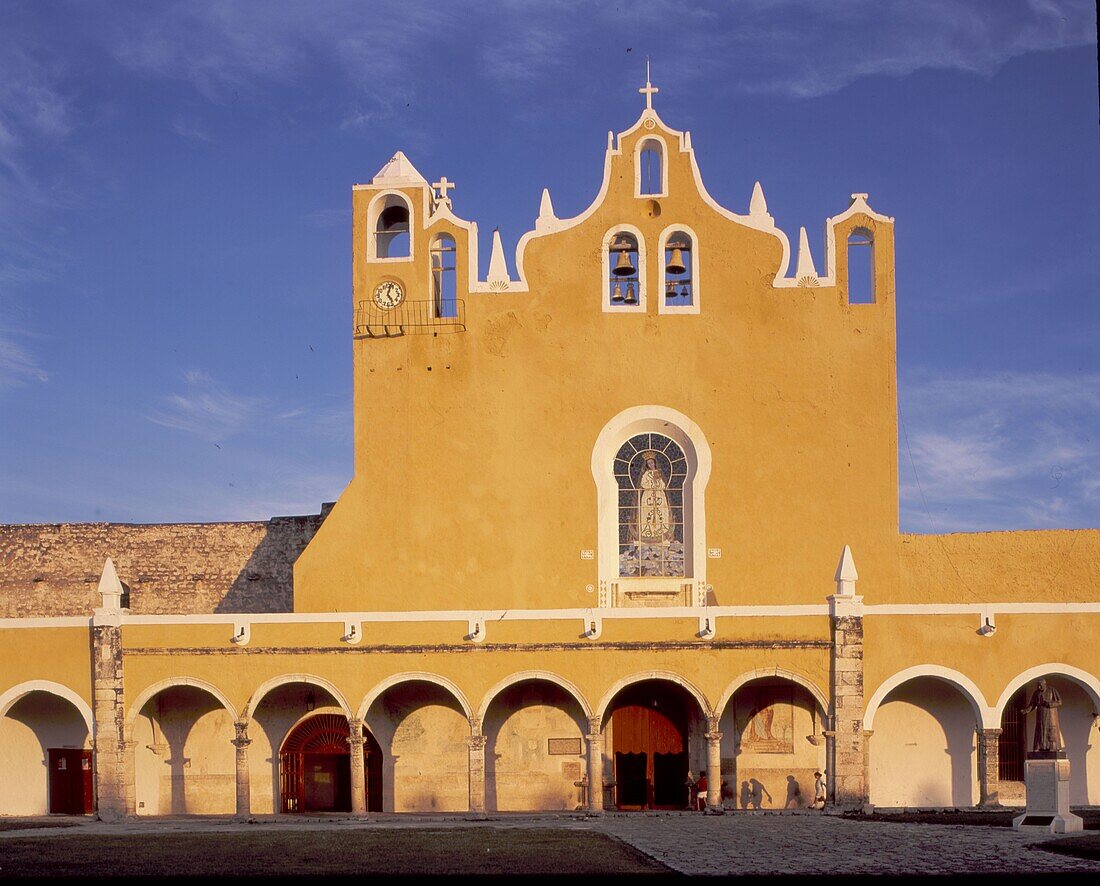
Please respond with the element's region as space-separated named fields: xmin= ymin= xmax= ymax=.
xmin=615 ymin=433 xmax=687 ymax=577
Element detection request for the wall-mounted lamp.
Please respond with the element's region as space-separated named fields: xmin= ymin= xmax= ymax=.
xmin=342 ymin=621 xmax=361 ymax=644
xmin=978 ymin=612 xmax=997 ymax=637
xmin=697 ymin=614 xmax=716 ymax=640
xmin=231 ymin=622 xmax=250 ymax=645
xmin=582 ymin=611 xmax=602 ymax=640
xmin=466 ymin=617 xmax=485 ymax=643
xmin=306 ymin=690 xmax=316 ymax=712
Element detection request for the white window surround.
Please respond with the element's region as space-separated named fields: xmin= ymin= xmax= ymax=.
xmin=591 ymin=406 xmax=713 ymax=604
xmin=366 ymin=189 xmax=415 ymax=264
xmin=634 ymin=136 xmax=668 ymax=198
xmin=657 ymin=223 xmax=701 ymax=315
xmin=601 ymin=224 xmax=647 ymax=313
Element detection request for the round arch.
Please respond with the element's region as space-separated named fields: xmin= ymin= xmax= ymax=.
xmin=476 ymin=671 xmax=592 ymax=724
xmin=595 ymin=671 xmax=711 ymax=726
xmin=125 ymin=677 xmax=239 ymax=732
xmin=601 ymin=223 xmax=648 ymax=312
xmin=714 ymin=668 xmax=829 ymax=722
xmin=995 ymin=663 xmax=1100 ymax=717
xmin=244 ymin=674 xmax=351 ymax=722
xmin=358 ymin=672 xmax=473 ymax=722
xmin=0 ymin=680 xmax=95 ymax=736
xmin=366 ymin=189 xmax=415 ymax=262
xmin=864 ymin=665 xmax=993 ymax=731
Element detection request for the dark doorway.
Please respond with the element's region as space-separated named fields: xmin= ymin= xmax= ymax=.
xmin=280 ymin=713 xmax=383 ymax=813
xmin=47 ymin=749 xmax=93 ymax=814
xmin=999 ymin=687 xmax=1028 ymax=781
xmin=609 ymin=683 xmax=691 ymax=810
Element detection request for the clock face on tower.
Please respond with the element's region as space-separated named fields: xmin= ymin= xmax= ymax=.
xmin=373 ymin=279 xmax=405 ymax=310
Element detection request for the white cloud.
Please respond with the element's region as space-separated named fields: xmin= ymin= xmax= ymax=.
xmin=148 ymin=370 xmax=266 ymax=441
xmin=899 ymin=370 xmax=1100 ymax=532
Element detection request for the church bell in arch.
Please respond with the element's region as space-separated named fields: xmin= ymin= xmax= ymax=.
xmin=624 ymin=283 xmax=637 ymax=304
xmin=613 ymin=242 xmax=636 ymax=276
xmin=612 ymin=282 xmax=624 ymax=303
xmin=665 ymin=244 xmax=686 ymax=275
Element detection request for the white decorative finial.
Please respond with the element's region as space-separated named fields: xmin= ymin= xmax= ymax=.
xmin=97 ymin=557 xmax=124 ymax=610
xmin=796 ymin=227 xmax=819 ymax=279
xmin=834 ymin=545 xmax=858 ymax=597
xmin=749 ymin=181 xmax=768 ymax=217
xmin=639 ymin=57 xmax=659 ymax=110
xmin=536 ymin=188 xmax=557 ymax=230
xmin=488 ymin=228 xmax=510 ymax=288
xmin=432 ymin=176 xmax=455 ymax=209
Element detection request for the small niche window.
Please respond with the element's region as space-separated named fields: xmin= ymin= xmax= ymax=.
xmin=431 ymin=234 xmax=457 ymax=318
xmin=373 ymin=195 xmax=411 ymax=259
xmin=847 ymin=227 xmax=874 ymax=304
xmin=638 ymin=138 xmax=664 ymax=196
xmin=662 ymin=231 xmax=693 ymax=307
xmin=615 ymin=433 xmax=688 ymax=577
xmin=607 ymin=232 xmax=641 ymax=308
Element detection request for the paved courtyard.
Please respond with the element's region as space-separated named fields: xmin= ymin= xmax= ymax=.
xmin=2 ymin=811 xmax=1098 ymax=876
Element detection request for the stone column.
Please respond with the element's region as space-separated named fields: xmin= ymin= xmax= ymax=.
xmin=829 ymin=545 xmax=866 ymax=809
xmin=585 ymin=717 xmax=604 ymax=815
xmin=347 ymin=717 xmax=367 ymax=815
xmin=232 ymin=720 xmax=252 ymax=818
xmin=705 ymin=716 xmax=723 ymax=813
xmin=978 ymin=728 xmax=1002 ymax=807
xmin=467 ymin=718 xmax=487 ymax=816
xmin=862 ymin=729 xmax=874 ymax=805
xmin=822 ymin=728 xmax=836 ymax=806
xmin=92 ymin=611 xmax=132 ymax=821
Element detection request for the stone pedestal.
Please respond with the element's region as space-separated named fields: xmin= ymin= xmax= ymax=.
xmin=1012 ymin=754 xmax=1083 ymax=834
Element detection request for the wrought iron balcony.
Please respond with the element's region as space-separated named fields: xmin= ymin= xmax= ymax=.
xmin=354 ymin=299 xmax=466 ymax=338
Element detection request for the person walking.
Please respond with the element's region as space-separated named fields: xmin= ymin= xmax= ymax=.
xmin=811 ymin=770 xmax=827 ymax=810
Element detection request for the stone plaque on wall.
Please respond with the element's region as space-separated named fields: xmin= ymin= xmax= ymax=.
xmin=548 ymin=738 xmax=583 ymax=756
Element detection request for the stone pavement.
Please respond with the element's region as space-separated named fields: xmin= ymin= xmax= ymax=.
xmin=2 ymin=810 xmax=1098 ymax=876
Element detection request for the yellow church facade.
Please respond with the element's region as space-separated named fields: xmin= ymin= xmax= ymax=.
xmin=2 ymin=80 xmax=1098 ymax=820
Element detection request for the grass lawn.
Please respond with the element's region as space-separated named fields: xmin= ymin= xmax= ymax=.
xmin=1039 ymin=832 xmax=1100 ymax=862
xmin=0 ymin=820 xmax=80 ymax=832
xmin=845 ymin=809 xmax=1100 ymax=829
xmin=0 ymin=827 xmax=672 ymax=877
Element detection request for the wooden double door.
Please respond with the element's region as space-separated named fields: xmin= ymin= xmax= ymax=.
xmin=47 ymin=749 xmax=94 ymax=814
xmin=611 ymin=688 xmax=690 ymax=810
xmin=280 ymin=714 xmax=383 ymax=813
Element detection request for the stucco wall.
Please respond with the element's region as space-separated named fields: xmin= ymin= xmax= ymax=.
xmin=0 ymin=692 xmax=90 ymax=815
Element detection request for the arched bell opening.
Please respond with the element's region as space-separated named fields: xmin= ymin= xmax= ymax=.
xmin=278 ymin=713 xmax=381 ymax=813
xmin=372 ymin=194 xmax=411 ymax=259
xmin=868 ymin=676 xmax=981 ymax=809
xmin=0 ymin=690 xmax=91 ymax=815
xmin=847 ymin=227 xmax=874 ymax=304
xmin=133 ymin=685 xmax=236 ymax=816
xmin=430 ymin=234 xmax=458 ymax=318
xmin=661 ymin=230 xmax=694 ymax=308
xmin=603 ymin=680 xmax=704 ymax=810
xmin=606 ymin=231 xmax=641 ymax=308
xmin=637 ymin=137 xmax=665 ymax=197
xmin=364 ymin=680 xmax=468 ymax=813
xmin=718 ymin=678 xmax=827 ymax=811
xmin=482 ymin=680 xmax=589 ymax=812
xmin=997 ymin=674 xmax=1100 ymax=806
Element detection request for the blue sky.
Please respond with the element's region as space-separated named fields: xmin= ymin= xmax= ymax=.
xmin=0 ymin=0 xmax=1096 ymax=533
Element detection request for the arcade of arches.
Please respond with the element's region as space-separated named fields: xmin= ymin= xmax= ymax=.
xmin=4 ymin=669 xmax=1096 ymax=816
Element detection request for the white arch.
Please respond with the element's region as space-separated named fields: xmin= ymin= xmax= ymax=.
xmin=714 ymin=668 xmax=830 ymax=722
xmin=125 ymin=677 xmax=239 ymax=732
xmin=0 ymin=680 xmax=95 ymax=736
xmin=634 ymin=135 xmax=668 ymax=198
xmin=366 ymin=189 xmax=415 ymax=263
xmin=475 ymin=670 xmax=593 ymax=723
xmin=595 ymin=670 xmax=712 ymax=726
xmin=995 ymin=663 xmax=1100 ymax=719
xmin=601 ymin=223 xmax=647 ymax=313
xmin=358 ymin=672 xmax=473 ymax=722
xmin=592 ymin=405 xmax=713 ymax=600
xmin=864 ymin=665 xmax=994 ymax=731
xmin=657 ymin=223 xmax=701 ymax=315
xmin=244 ymin=674 xmax=352 ymax=722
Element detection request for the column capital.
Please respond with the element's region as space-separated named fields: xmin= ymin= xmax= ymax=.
xmin=467 ymin=734 xmax=487 ymax=752
xmin=587 ymin=716 xmax=602 ymax=735
xmin=979 ymin=727 xmax=1003 ymax=738
xmin=705 ymin=731 xmax=722 ymax=744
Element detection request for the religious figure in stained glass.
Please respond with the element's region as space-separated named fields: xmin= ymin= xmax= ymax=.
xmin=616 ymin=433 xmax=687 ymax=577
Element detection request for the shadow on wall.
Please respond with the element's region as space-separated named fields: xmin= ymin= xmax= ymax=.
xmin=215 ymin=517 xmax=324 ymax=614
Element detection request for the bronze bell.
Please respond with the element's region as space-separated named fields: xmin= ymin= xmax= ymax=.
xmin=680 ymin=284 xmax=690 ymax=299
xmin=611 ymin=282 xmax=624 ymax=303
xmin=624 ymin=283 xmax=637 ymax=304
xmin=613 ymin=246 xmax=635 ymax=276
xmin=665 ymin=245 xmax=686 ymax=275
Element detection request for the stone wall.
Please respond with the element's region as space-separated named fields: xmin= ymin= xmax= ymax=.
xmin=0 ymin=509 xmax=328 ymax=618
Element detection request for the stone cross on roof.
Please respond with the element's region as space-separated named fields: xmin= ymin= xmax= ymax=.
xmin=432 ymin=176 xmax=455 ymax=208
xmin=639 ymin=58 xmax=659 ymax=110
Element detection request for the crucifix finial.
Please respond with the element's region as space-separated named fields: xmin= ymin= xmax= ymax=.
xmin=432 ymin=176 xmax=455 ymax=209
xmin=639 ymin=57 xmax=658 ymax=110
